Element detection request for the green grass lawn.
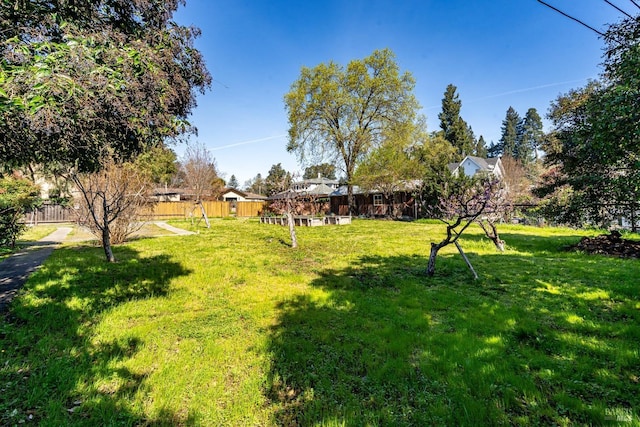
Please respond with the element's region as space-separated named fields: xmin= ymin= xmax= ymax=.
xmin=1 ymin=219 xmax=638 ymax=426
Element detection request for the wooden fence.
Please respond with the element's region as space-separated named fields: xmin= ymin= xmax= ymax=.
xmin=144 ymin=201 xmax=268 ymax=219
xmin=25 ymin=204 xmax=75 ymax=224
xmin=25 ymin=201 xmax=268 ymax=223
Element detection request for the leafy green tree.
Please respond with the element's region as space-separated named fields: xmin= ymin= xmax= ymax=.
xmin=284 ymin=48 xmax=419 ymax=214
xmin=0 ymin=0 xmax=211 ymax=172
xmin=227 ymin=175 xmax=239 ymax=189
xmin=438 ymin=84 xmax=474 ymax=158
xmin=265 ymin=163 xmax=292 ymax=196
xmin=412 ymin=132 xmax=458 ymax=215
xmin=536 ymin=10 xmax=640 ymax=231
xmin=0 ymin=175 xmax=41 ymax=248
xmin=135 ymin=145 xmax=178 ymax=186
xmin=353 ymin=122 xmax=421 ymax=217
xmin=303 ymin=163 xmax=337 ymax=180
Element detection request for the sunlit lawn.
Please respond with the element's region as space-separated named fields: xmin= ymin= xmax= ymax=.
xmin=1 ymin=219 xmax=638 ymax=425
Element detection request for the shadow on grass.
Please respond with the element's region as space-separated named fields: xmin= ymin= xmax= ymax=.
xmin=266 ymin=249 xmax=640 ymax=425
xmin=0 ymin=244 xmax=193 ymax=426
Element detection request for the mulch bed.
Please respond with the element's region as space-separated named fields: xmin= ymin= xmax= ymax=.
xmin=569 ymin=230 xmax=640 ymax=258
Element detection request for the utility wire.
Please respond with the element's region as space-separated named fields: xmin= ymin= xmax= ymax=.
xmin=604 ymin=0 xmax=634 ymax=18
xmin=537 ymin=0 xmax=606 ymax=36
xmin=629 ymin=0 xmax=640 ymax=10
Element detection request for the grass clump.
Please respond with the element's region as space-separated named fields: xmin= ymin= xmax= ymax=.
xmin=0 ymin=219 xmax=638 ymax=425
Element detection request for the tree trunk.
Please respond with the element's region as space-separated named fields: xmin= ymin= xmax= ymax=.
xmin=286 ymin=211 xmax=298 ymax=248
xmin=102 ymin=198 xmax=116 ymax=262
xmin=478 ymin=220 xmax=505 ymax=252
xmin=347 ymin=184 xmax=356 ymax=216
xmin=426 ymin=243 xmax=440 ymax=276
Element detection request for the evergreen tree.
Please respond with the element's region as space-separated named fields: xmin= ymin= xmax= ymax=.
xmin=228 ymin=175 xmax=239 ymax=189
xmin=499 ymin=107 xmax=522 ymax=158
xmin=475 ymin=135 xmax=488 ymax=157
xmin=520 ymin=108 xmax=544 ymax=162
xmin=438 ymin=84 xmax=474 ymax=158
xmin=265 ymin=163 xmax=291 ymax=196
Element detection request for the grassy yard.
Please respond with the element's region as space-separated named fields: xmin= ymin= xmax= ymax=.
xmin=1 ymin=219 xmax=638 ymax=426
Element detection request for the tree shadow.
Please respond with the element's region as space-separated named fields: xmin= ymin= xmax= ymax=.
xmin=0 ymin=244 xmax=194 ymax=425
xmin=266 ymin=251 xmax=640 ymax=425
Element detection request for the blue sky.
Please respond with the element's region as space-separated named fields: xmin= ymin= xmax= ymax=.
xmin=173 ymin=0 xmax=630 ymax=186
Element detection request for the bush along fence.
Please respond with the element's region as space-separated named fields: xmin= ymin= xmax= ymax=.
xmin=24 ymin=201 xmax=268 ymax=223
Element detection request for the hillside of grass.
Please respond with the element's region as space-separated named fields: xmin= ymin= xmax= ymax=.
xmin=1 ymin=219 xmax=638 ymax=425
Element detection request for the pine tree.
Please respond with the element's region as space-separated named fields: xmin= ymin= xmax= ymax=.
xmin=474 ymin=135 xmax=488 ymax=157
xmin=228 ymin=175 xmax=239 ymax=189
xmin=438 ymin=84 xmax=474 ymax=158
xmin=520 ymin=108 xmax=544 ymax=162
xmin=499 ymin=107 xmax=522 ymax=158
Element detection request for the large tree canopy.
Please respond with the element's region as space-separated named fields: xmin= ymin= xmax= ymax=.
xmin=0 ymin=0 xmax=211 ymax=171
xmin=537 ymin=14 xmax=640 ymax=230
xmin=284 ymin=48 xmax=419 ymax=213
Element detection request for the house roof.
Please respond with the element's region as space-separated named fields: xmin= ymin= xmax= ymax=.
xmin=222 ymin=188 xmax=267 ymax=200
xmin=450 ymin=155 xmax=502 ymax=175
xmin=305 ymin=183 xmax=335 ymax=196
xmin=297 ymin=176 xmax=340 ymax=186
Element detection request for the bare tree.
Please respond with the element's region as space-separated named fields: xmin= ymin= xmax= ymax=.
xmin=72 ymin=157 xmax=155 ymax=263
xmin=427 ymin=177 xmax=503 ymax=277
xmin=267 ymin=173 xmax=304 ymax=248
xmin=181 ymin=142 xmax=224 ymax=228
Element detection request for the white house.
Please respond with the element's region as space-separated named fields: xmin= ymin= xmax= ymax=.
xmin=220 ymin=188 xmax=267 ymax=202
xmin=448 ymin=156 xmax=504 ymax=180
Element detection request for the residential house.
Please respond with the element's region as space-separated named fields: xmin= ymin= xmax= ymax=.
xmin=329 ymin=183 xmax=418 ymax=218
xmin=448 ymin=155 xmax=505 ymax=179
xmin=221 ymin=188 xmax=268 ymax=202
xmin=267 ymin=175 xmax=338 ymax=215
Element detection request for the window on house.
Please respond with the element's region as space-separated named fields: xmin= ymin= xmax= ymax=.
xmin=373 ymin=194 xmax=383 ymax=206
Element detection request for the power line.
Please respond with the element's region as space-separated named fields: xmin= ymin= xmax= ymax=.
xmin=537 ymin=0 xmax=606 ymax=36
xmin=604 ymin=0 xmax=634 ymax=18
xmin=630 ymin=0 xmax=640 ymax=10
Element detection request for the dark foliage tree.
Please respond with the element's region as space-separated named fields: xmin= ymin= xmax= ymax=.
xmin=536 ymin=10 xmax=640 ymax=231
xmin=265 ymin=163 xmax=292 ymax=196
xmin=438 ymin=84 xmax=474 ymax=158
xmin=474 ymin=135 xmax=488 ymax=157
xmin=520 ymin=108 xmax=544 ymax=162
xmin=285 ymin=48 xmax=419 ymax=214
xmin=303 ymin=163 xmax=337 ymax=180
xmin=227 ymin=175 xmax=239 ymax=189
xmin=497 ymin=107 xmax=522 ymax=159
xmin=0 ymin=0 xmax=211 ymax=171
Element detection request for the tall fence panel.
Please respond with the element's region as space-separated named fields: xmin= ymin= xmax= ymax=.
xmin=236 ymin=201 xmax=268 ymax=217
xmin=200 ymin=201 xmax=231 ymax=218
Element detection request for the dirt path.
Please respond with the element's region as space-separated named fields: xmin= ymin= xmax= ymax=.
xmin=0 ymin=227 xmax=72 ymax=312
xmin=153 ymin=221 xmax=196 ymax=236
